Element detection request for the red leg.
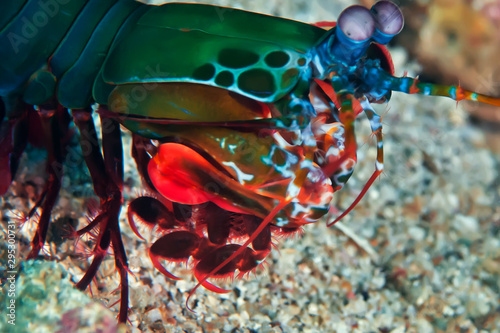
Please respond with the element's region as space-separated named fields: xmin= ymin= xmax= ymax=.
xmin=71 ymin=106 xmax=129 ymax=323
xmin=27 ymin=103 xmax=70 ymax=258
xmin=127 ymin=196 xmax=179 ymax=240
xmin=131 ymin=134 xmax=157 ymax=192
xmin=0 ymin=97 xmax=30 ymax=195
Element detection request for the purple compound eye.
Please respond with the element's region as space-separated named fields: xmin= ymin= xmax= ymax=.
xmin=371 ymin=1 xmax=404 ymax=38
xmin=337 ymin=5 xmax=375 ymax=42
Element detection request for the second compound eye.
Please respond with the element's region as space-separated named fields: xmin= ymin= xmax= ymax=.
xmin=371 ymin=1 xmax=404 ymax=41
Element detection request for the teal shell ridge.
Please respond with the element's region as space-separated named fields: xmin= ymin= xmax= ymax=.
xmin=57 ymin=0 xmax=143 ymax=109
xmin=139 ymin=3 xmax=326 ymax=52
xmin=92 ymin=5 xmax=152 ymax=106
xmin=103 ymin=3 xmax=328 ymax=103
xmin=49 ymin=0 xmax=117 ymax=79
xmin=0 ymin=0 xmax=28 ymax=31
xmin=0 ymin=0 xmax=88 ymax=95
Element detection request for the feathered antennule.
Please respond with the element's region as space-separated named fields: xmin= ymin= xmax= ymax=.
xmin=384 ymin=75 xmax=500 ymax=107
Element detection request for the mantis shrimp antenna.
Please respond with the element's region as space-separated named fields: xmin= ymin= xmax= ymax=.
xmin=387 ymin=75 xmax=500 ymax=107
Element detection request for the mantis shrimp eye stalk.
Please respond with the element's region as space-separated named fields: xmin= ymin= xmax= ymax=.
xmin=331 ymin=1 xmax=404 ymax=65
xmin=337 ymin=6 xmax=375 ymax=43
xmin=370 ymin=1 xmax=404 ymax=44
xmin=333 ymin=6 xmax=375 ymax=64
